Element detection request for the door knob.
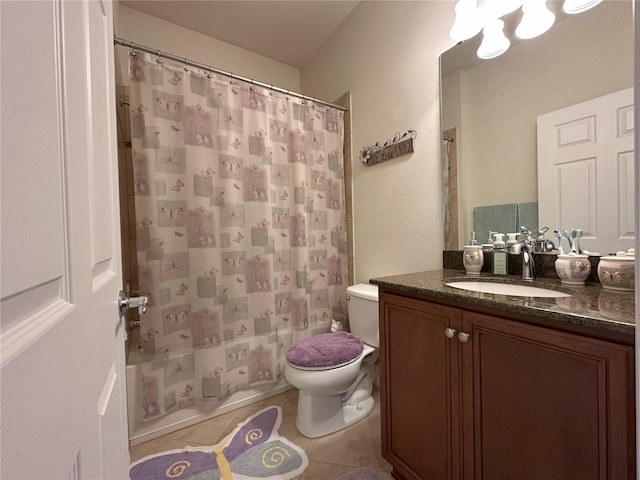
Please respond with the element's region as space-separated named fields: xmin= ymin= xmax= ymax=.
xmin=444 ymin=328 xmax=456 ymax=339
xmin=118 ymin=290 xmax=149 ymax=317
xmin=458 ymin=332 xmax=471 ymax=343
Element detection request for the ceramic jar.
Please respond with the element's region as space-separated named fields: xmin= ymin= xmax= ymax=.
xmin=597 ymin=250 xmax=635 ymax=292
xmin=555 ymin=254 xmax=591 ymax=285
xmin=463 ymin=245 xmax=484 ymax=275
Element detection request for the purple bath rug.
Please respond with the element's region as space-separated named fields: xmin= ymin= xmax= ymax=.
xmin=336 ymin=467 xmax=391 ymax=480
xmin=129 ymin=406 xmax=308 ymax=480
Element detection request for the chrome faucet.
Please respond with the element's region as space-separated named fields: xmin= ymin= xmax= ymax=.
xmin=520 ymin=227 xmax=536 ymax=281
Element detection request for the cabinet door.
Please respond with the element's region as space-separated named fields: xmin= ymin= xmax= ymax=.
xmin=380 ymin=294 xmax=462 ymax=480
xmin=461 ymin=311 xmax=634 ymax=480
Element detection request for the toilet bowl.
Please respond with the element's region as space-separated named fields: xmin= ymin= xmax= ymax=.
xmin=285 ymin=284 xmax=379 ymax=438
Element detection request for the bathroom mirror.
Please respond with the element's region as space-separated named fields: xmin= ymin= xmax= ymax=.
xmin=440 ymin=0 xmax=633 ymax=250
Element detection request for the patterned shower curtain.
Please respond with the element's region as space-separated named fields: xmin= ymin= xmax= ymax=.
xmin=128 ymin=52 xmax=347 ymax=420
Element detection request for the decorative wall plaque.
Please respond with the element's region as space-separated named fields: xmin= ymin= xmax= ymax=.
xmin=360 ymin=130 xmax=417 ymax=166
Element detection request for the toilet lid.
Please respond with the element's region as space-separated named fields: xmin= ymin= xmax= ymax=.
xmin=286 ymin=331 xmax=364 ymax=369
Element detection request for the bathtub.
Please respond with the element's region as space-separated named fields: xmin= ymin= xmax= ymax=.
xmin=125 ymin=328 xmax=293 ymax=446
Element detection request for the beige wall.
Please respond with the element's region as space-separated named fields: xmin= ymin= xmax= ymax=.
xmin=113 ymin=4 xmax=301 ymax=92
xmin=301 ymin=1 xmax=455 ymax=284
xmin=442 ymin=1 xmax=633 ymax=248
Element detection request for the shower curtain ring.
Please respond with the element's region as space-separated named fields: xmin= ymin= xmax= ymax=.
xmin=183 ymin=57 xmax=189 ymax=72
xmin=206 ymin=66 xmax=213 ymax=79
xmin=156 ymin=50 xmax=162 ymax=64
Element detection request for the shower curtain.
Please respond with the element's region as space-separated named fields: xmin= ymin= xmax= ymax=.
xmin=128 ymin=52 xmax=347 ymax=420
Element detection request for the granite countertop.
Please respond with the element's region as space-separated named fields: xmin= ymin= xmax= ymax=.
xmin=370 ymin=269 xmax=635 ymax=337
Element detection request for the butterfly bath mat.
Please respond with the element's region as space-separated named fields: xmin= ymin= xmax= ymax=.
xmin=130 ymin=406 xmax=308 ymax=480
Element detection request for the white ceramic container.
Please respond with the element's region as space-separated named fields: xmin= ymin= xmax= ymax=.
xmin=463 ymin=245 xmax=484 ymax=275
xmin=597 ymin=250 xmax=635 ymax=292
xmin=555 ymin=254 xmax=591 ymax=285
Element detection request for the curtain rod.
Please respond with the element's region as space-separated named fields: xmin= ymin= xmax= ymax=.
xmin=114 ymin=36 xmax=348 ymax=112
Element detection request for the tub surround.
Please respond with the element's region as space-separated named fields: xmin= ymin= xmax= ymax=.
xmin=370 ymin=269 xmax=634 ymax=338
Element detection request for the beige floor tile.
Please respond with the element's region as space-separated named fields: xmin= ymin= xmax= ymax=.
xmin=308 ymin=408 xmax=391 ymax=471
xmin=129 ymin=437 xmax=206 ymax=463
xmin=296 ymin=460 xmax=354 ymax=479
xmin=306 ymin=387 xmax=391 ymax=473
xmin=297 ymin=463 xmax=393 ymax=480
xmin=271 ymin=402 xmax=314 ymax=454
xmin=129 ymin=387 xmax=391 ymax=478
xmin=164 ymin=411 xmax=238 ymax=445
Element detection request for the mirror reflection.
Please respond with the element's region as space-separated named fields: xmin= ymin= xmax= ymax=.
xmin=440 ymin=0 xmax=633 ymax=251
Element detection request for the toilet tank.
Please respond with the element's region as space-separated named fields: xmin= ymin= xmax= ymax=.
xmin=346 ymin=283 xmax=379 ymax=348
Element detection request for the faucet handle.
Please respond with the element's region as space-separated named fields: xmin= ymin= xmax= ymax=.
xmin=533 ymin=226 xmax=551 ymax=252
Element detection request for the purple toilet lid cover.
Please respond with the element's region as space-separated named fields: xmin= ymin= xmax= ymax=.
xmin=286 ymin=331 xmax=364 ymax=368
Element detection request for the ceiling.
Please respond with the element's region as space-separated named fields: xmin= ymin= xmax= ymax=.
xmin=119 ymin=1 xmax=360 ymax=68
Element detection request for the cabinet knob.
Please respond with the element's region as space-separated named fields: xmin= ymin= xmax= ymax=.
xmin=445 ymin=328 xmax=456 ymax=339
xmin=458 ymin=332 xmax=471 ymax=343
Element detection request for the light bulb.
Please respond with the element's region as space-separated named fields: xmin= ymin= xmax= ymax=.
xmin=477 ymin=18 xmax=510 ymax=59
xmin=562 ymin=0 xmax=603 ymax=14
xmin=516 ymin=0 xmax=555 ymax=39
xmin=487 ymin=0 xmax=524 ymax=18
xmin=449 ymin=0 xmax=484 ymax=42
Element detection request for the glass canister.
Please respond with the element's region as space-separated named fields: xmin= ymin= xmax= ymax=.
xmin=597 ymin=250 xmax=635 ymax=292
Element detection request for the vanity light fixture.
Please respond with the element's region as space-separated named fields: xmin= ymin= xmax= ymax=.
xmin=449 ymin=0 xmax=484 ymax=42
xmin=516 ymin=0 xmax=555 ymax=39
xmin=562 ymin=0 xmax=603 ymax=14
xmin=477 ymin=18 xmax=510 ymax=59
xmin=486 ymin=0 xmax=524 ymax=18
xmin=450 ymin=0 xmax=602 ymax=60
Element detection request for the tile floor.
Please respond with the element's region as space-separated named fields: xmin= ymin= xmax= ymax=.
xmin=129 ymin=387 xmax=393 ymax=479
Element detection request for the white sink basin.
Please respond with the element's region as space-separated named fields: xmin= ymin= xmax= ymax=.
xmin=446 ymin=281 xmax=571 ymax=298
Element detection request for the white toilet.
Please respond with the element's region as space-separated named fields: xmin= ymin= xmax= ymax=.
xmin=285 ymin=283 xmax=379 ymax=438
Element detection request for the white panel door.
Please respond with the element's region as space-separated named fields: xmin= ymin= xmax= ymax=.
xmin=537 ymin=88 xmax=635 ymax=255
xmin=0 ymin=1 xmax=129 ymax=478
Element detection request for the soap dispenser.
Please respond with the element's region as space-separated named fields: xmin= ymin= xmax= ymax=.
xmin=482 ymin=231 xmax=496 ymax=254
xmin=506 ymin=232 xmax=520 ymax=254
xmin=492 ymin=233 xmax=508 ymax=276
xmin=463 ymin=232 xmax=484 ymax=275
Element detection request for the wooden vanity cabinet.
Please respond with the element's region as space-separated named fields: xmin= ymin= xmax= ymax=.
xmin=379 ymin=292 xmax=635 ymax=480
xmin=379 ymin=294 xmax=463 ymax=480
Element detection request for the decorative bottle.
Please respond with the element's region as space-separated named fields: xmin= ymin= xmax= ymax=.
xmin=492 ymin=233 xmax=508 ymax=276
xmin=463 ymin=232 xmax=484 ymax=275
